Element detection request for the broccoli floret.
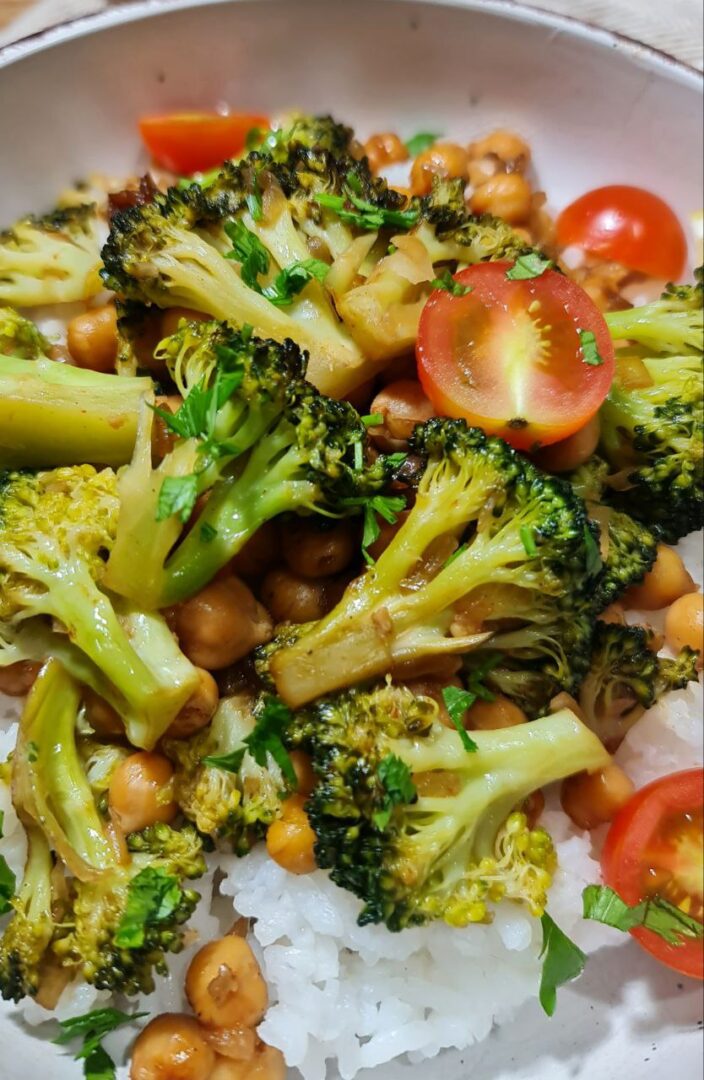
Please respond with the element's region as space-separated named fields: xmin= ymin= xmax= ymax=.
xmin=0 ymin=308 xmax=50 ymax=360
xmin=267 ymin=419 xmax=600 ymax=709
xmin=0 ymin=353 xmax=153 ymax=469
xmin=599 ymin=273 xmax=703 ymax=542
xmin=288 ymin=683 xmax=610 ymax=930
xmin=0 ymin=825 xmax=55 ymax=1001
xmin=578 ymin=621 xmax=700 ymax=750
xmin=592 ymin=505 xmax=658 ymax=610
xmin=0 ymin=469 xmax=199 ymax=748
xmin=163 ymin=693 xmax=285 ymax=854
xmin=0 ymin=204 xmax=104 ymax=306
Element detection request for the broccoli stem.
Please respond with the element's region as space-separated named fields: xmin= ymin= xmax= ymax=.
xmin=0 ymin=355 xmax=152 ymax=468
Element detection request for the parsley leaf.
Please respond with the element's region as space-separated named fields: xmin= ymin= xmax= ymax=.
xmin=224 ymin=219 xmax=270 ymax=288
xmin=373 ymin=754 xmax=417 ymax=830
xmin=405 ymin=131 xmax=442 ymax=156
xmin=225 ymin=220 xmax=328 ymax=305
xmin=583 ymin=885 xmax=704 ymax=945
xmin=262 ymin=258 xmax=330 ymax=306
xmin=361 ymin=494 xmax=407 ymax=563
xmin=245 ymin=126 xmax=266 ymax=152
xmin=0 ymin=810 xmax=16 ymax=915
xmin=583 ymin=525 xmax=602 ymax=577
xmin=156 ymin=473 xmax=200 ymax=523
xmin=204 ymin=695 xmax=297 ymax=789
xmin=54 ymin=1007 xmax=147 ymax=1080
xmin=114 ymin=867 xmax=182 ymax=949
xmin=315 ymin=191 xmax=419 ymax=231
xmin=505 ymin=253 xmax=554 ymax=280
xmin=430 ymin=269 xmax=472 ymax=296
xmin=361 ymin=412 xmax=384 ymax=427
xmin=441 ymin=687 xmax=478 ymax=753
xmin=245 ymin=188 xmax=264 ymax=222
xmin=520 ymin=525 xmax=538 ymax=556
xmin=579 ymin=329 xmax=604 ymax=366
xmin=539 ymin=912 xmax=586 ymax=1016
xmin=444 ymin=540 xmax=468 ymax=567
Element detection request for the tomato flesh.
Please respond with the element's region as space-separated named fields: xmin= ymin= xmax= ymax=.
xmin=556 ymin=185 xmax=687 ymax=281
xmin=139 ymin=112 xmax=269 ymax=175
xmin=416 ymin=262 xmax=614 ymax=450
xmin=602 ymin=769 xmax=704 ymax=979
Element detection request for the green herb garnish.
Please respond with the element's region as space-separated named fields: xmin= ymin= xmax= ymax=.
xmin=373 ymin=754 xmax=417 ymax=830
xmin=505 ymin=254 xmax=554 ymax=280
xmin=539 ymin=912 xmax=586 ymax=1016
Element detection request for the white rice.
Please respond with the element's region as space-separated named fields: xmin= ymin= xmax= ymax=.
xmin=0 ymin=536 xmax=701 ymax=1078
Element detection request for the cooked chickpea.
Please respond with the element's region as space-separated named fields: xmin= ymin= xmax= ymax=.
xmin=468 ymin=129 xmax=531 ymax=171
xmin=108 ymin=751 xmax=177 ymax=835
xmin=289 ymin=750 xmax=317 ymax=796
xmin=165 ymin=668 xmax=219 ymax=739
xmin=470 ymin=172 xmax=532 ymax=224
xmin=260 ymin=568 xmax=335 ymax=624
xmin=0 ymin=660 xmax=40 ymax=697
xmin=266 ymin=794 xmax=317 ymax=875
xmin=410 ymin=142 xmax=469 ymax=196
xmin=228 ymin=521 xmax=280 ymax=580
xmin=173 ymin=576 xmax=273 ymax=669
xmin=600 ymin=602 xmax=626 ymax=626
xmin=624 ymin=544 xmax=695 ymax=610
xmin=548 ymin=691 xmax=587 ymax=724
xmin=130 ymin=1014 xmax=216 ymax=1080
xmin=534 ymin=415 xmax=601 ymax=473
xmin=203 ymin=1025 xmax=257 ymax=1062
xmin=368 ymin=381 xmax=436 ymax=450
xmin=561 ymin=765 xmax=635 ymax=830
xmin=283 ymin=520 xmax=355 ymax=579
xmin=67 ymin=303 xmax=118 ymax=373
xmin=82 ymin=687 xmax=123 ymax=736
xmin=185 ymin=935 xmax=268 ymax=1029
xmin=152 ymin=395 xmax=182 ymax=463
xmin=665 ymin=592 xmax=704 ymax=659
xmin=209 ymin=1044 xmax=286 ymax=1080
xmin=363 ymin=132 xmax=409 ymax=172
xmin=466 ymin=695 xmax=528 ymax=730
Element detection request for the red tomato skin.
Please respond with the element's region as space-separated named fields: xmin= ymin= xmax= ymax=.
xmin=601 ymin=769 xmax=704 ymax=980
xmin=139 ymin=112 xmax=269 ymax=174
xmin=416 ymin=263 xmax=615 ymax=450
xmin=556 ymin=185 xmax=687 ymax=281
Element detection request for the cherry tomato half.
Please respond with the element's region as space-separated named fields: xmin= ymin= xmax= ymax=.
xmin=139 ymin=112 xmax=269 ymax=175
xmin=415 ymin=262 xmax=614 ymax=450
xmin=556 ymin=185 xmax=687 ymax=281
xmin=601 ymin=768 xmax=704 ymax=979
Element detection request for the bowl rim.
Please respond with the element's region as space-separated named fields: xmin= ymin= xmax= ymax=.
xmin=0 ymin=0 xmax=702 ymax=86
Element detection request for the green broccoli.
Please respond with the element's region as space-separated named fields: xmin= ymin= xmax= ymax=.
xmin=599 ymin=272 xmax=703 ymax=541
xmin=287 ymin=683 xmax=610 ymax=930
xmin=578 ymin=621 xmax=700 ymax=750
xmin=0 ymin=467 xmax=199 ymax=749
xmin=267 ymin=419 xmax=600 ymax=710
xmin=0 ymin=353 xmax=153 ymax=469
xmin=163 ymin=692 xmax=286 ymax=854
xmin=0 ymin=824 xmax=55 ymax=1001
xmin=0 ymin=307 xmax=50 ymax=359
xmin=0 ymin=204 xmax=104 ymax=306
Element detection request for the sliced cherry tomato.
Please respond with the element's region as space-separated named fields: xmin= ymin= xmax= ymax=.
xmin=415 ymin=262 xmax=614 ymax=450
xmin=139 ymin=112 xmax=269 ymax=175
xmin=556 ymin=185 xmax=687 ymax=281
xmin=601 ymin=769 xmax=704 ymax=979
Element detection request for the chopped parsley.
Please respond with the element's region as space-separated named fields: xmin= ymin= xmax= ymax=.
xmin=430 ymin=269 xmax=472 ymax=296
xmin=54 ymin=1007 xmax=147 ymax=1080
xmin=114 ymin=867 xmax=182 ymax=949
xmin=156 ymin=473 xmax=199 ymax=524
xmin=404 ymin=131 xmax=442 ymax=156
xmin=203 ymin=694 xmax=297 ymax=789
xmin=441 ymin=687 xmax=478 ymax=753
xmin=225 ymin=220 xmax=329 ymax=304
xmin=505 ymin=253 xmax=554 ymax=280
xmin=579 ymin=329 xmax=604 ymax=366
xmin=520 ymin=525 xmax=538 ymax=557
xmin=315 ymin=191 xmax=419 ymax=231
xmin=582 ymin=885 xmax=704 ymax=945
xmin=373 ymin=754 xmax=417 ymax=830
xmin=539 ymin=912 xmax=586 ymax=1016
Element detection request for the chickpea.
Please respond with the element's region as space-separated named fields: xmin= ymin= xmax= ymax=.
xmin=130 ymin=1014 xmax=216 ymax=1080
xmin=203 ymin=1025 xmax=257 ymax=1061
xmin=289 ymin=750 xmax=316 ymax=796
xmin=470 ymin=173 xmax=532 ymax=224
xmin=466 ymin=695 xmax=528 ymax=730
xmin=161 ymin=306 xmax=210 ymax=338
xmin=561 ymin=765 xmax=635 ymax=830
xmin=467 ymin=129 xmax=531 ymax=171
xmin=165 ymin=668 xmax=219 ymax=739
xmin=210 ymin=1044 xmax=286 ymax=1080
xmin=533 ymin=415 xmax=601 ymax=474
xmin=283 ymin=520 xmax=355 ymax=579
xmin=410 ymin=142 xmax=469 ymax=196
xmin=363 ymin=132 xmax=409 ymax=173
xmin=266 ymin=794 xmax=317 ymax=875
xmin=108 ymin=751 xmax=177 ymax=835
xmin=600 ymin=602 xmax=626 ymax=626
xmin=368 ymin=381 xmax=436 ymax=450
xmin=665 ymin=592 xmax=704 ymax=659
xmin=624 ymin=544 xmax=695 ymax=610
xmin=228 ymin=522 xmax=280 ymax=580
xmin=185 ymin=935 xmax=268 ymax=1029
xmin=405 ymin=676 xmax=463 ymax=729
xmin=549 ymin=691 xmax=587 ymax=724
xmin=260 ymin=568 xmax=336 ymax=624
xmin=67 ymin=303 xmax=118 ymax=373
xmin=0 ymin=660 xmax=40 ymax=697
xmin=82 ymin=687 xmax=124 ymax=737
xmin=172 ymin=576 xmax=273 ymax=669
xmin=152 ymin=395 xmax=182 ymax=464
xmin=467 ymin=155 xmax=501 ymax=189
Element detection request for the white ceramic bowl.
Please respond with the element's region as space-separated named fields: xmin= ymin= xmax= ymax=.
xmin=0 ymin=3 xmax=702 ymax=1078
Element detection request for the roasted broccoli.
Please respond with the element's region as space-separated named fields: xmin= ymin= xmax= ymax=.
xmin=287 ymin=683 xmax=610 ymax=930
xmin=0 ymin=353 xmax=153 ymax=469
xmin=599 ymin=272 xmax=703 ymax=541
xmin=102 ymin=115 xmax=534 ymax=396
xmin=4 ymin=661 xmax=205 ymax=999
xmin=0 ymin=467 xmax=199 ymax=748
xmin=268 ymin=419 xmax=600 ymax=709
xmin=0 ymin=204 xmax=103 ymax=306
xmin=578 ymin=621 xmax=700 ymax=750
xmin=163 ymin=692 xmax=285 ymax=854
xmin=0 ymin=307 xmax=50 ymax=360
